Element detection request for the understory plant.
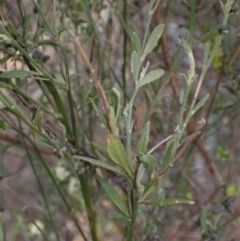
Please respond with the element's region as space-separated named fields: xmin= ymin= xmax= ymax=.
xmin=0 ymin=0 xmax=239 ymax=241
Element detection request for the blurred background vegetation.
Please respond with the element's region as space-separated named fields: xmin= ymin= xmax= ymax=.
xmin=0 ymin=0 xmax=240 ymax=240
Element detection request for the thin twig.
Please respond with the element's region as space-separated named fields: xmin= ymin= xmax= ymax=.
xmin=155 ymin=130 xmax=200 ymax=179
xmin=147 ymin=134 xmax=174 ymax=155
xmin=75 ymin=37 xmax=110 ymax=128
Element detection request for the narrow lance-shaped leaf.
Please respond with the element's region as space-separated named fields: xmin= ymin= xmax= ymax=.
xmin=131 ymin=31 xmax=141 ymax=55
xmin=142 ymin=178 xmax=158 ymax=201
xmin=73 ymin=155 xmax=127 ymax=177
xmin=23 ymin=14 xmax=33 ymax=36
xmin=108 ymin=213 xmax=128 ymax=222
xmin=0 ymin=119 xmax=9 ymax=129
xmin=137 ymin=69 xmax=165 ymax=88
xmin=131 ymin=50 xmax=140 ymax=83
xmin=97 ymin=176 xmax=129 ymax=217
xmin=136 ymin=163 xmax=145 ymax=199
xmin=192 ymin=93 xmax=209 ymax=116
xmin=0 ymin=55 xmax=11 ymax=64
xmin=142 ymin=24 xmax=164 ymax=61
xmin=141 ymin=198 xmax=195 ymax=206
xmin=89 ymin=98 xmax=108 ymax=129
xmin=109 ymin=106 xmax=117 ymax=135
xmin=139 ymin=154 xmax=157 ymax=174
xmin=0 ymin=70 xmax=38 ymax=78
xmin=92 ymin=141 xmax=110 ymax=160
xmin=137 ymin=121 xmax=150 ymax=154
xmin=106 ymin=134 xmax=133 ymax=178
xmin=203 ymin=44 xmax=209 ymax=67
xmin=59 ymin=123 xmax=67 ymax=148
xmin=179 ymin=89 xmax=185 ymax=106
xmin=0 ymin=89 xmax=28 ymax=121
xmin=162 ymin=139 xmax=177 ymax=168
xmin=0 ymin=81 xmax=12 ymax=89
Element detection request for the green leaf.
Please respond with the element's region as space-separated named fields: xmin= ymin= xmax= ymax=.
xmin=54 ymin=72 xmax=65 ymax=85
xmin=0 ymin=119 xmax=9 ymax=129
xmin=203 ymin=44 xmax=209 ymax=67
xmin=162 ymin=140 xmax=176 ymax=168
xmin=97 ymin=176 xmax=129 ymax=217
xmin=139 ymin=154 xmax=157 ymax=174
xmin=179 ymin=89 xmax=185 ymax=106
xmin=200 ymin=206 xmax=207 ymax=233
xmin=141 ymin=198 xmax=195 ymax=206
xmin=131 ymin=51 xmax=140 ymax=83
xmin=145 ymin=224 xmax=157 ymax=236
xmin=57 ymin=27 xmax=72 ymax=37
xmin=0 ymin=70 xmax=38 ymax=78
xmin=137 ymin=69 xmax=164 ymax=88
xmin=0 ymin=55 xmax=11 ymax=64
xmin=192 ymin=93 xmax=209 ymax=116
xmin=59 ymin=124 xmax=67 ymax=148
xmin=0 ymin=89 xmax=27 ymax=120
xmin=89 ymin=98 xmax=108 ymax=129
xmin=36 ymin=139 xmax=56 ymax=149
xmin=73 ymin=155 xmax=127 ymax=177
xmin=23 ymin=14 xmax=33 ymax=36
xmin=43 ymin=81 xmax=72 ymax=137
xmin=92 ymin=141 xmax=110 ymax=159
xmin=142 ymin=178 xmax=158 ymax=200
xmin=137 ymin=121 xmax=150 ymax=153
xmin=106 ymin=134 xmax=133 ymax=178
xmin=0 ymin=81 xmax=12 ymax=88
xmin=131 ymin=31 xmax=141 ymax=55
xmin=108 ymin=213 xmax=128 ymax=222
xmin=109 ymin=106 xmax=117 ymax=135
xmin=142 ymin=24 xmax=164 ymax=60
xmin=136 ymin=163 xmax=145 ymax=198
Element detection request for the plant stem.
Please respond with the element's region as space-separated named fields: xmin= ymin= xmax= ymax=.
xmin=122 ymin=0 xmax=127 ymax=104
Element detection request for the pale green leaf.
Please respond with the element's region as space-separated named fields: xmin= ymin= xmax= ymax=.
xmin=162 ymin=140 xmax=176 ymax=168
xmin=98 ymin=176 xmax=129 ymax=217
xmin=142 ymin=24 xmax=164 ymax=60
xmin=73 ymin=155 xmax=127 ymax=177
xmin=92 ymin=141 xmax=110 ymax=159
xmin=0 ymin=119 xmax=9 ymax=129
xmin=131 ymin=31 xmax=141 ymax=55
xmin=0 ymin=70 xmax=38 ymax=78
xmin=89 ymin=98 xmax=107 ymax=128
xmin=139 ymin=154 xmax=157 ymax=173
xmin=106 ymin=134 xmax=133 ymax=178
xmin=142 ymin=178 xmax=158 ymax=200
xmin=141 ymin=198 xmax=195 ymax=206
xmin=192 ymin=93 xmax=209 ymax=116
xmin=137 ymin=121 xmax=150 ymax=154
xmin=131 ymin=51 xmax=140 ymax=83
xmin=137 ymin=69 xmax=164 ymax=88
xmin=108 ymin=213 xmax=128 ymax=222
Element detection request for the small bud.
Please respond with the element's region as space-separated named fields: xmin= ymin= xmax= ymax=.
xmin=174 ymin=27 xmax=191 ymax=50
xmin=32 ymin=49 xmax=43 ymax=60
xmin=218 ymin=26 xmax=228 ymax=35
xmin=133 ymin=0 xmax=141 ymax=7
xmin=33 ymin=6 xmax=38 ymax=14
xmin=42 ymin=55 xmax=50 ymax=62
xmin=224 ymin=204 xmax=233 ymax=213
xmin=229 ymin=4 xmax=239 ymax=14
xmin=221 ymin=196 xmax=236 ymax=206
